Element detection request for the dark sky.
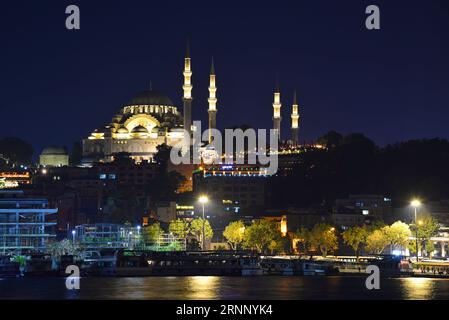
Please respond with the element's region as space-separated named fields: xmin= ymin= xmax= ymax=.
xmin=1 ymin=0 xmax=448 ymax=154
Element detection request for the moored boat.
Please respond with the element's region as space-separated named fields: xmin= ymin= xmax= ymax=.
xmin=80 ymin=249 xmax=117 ymax=276
xmin=147 ymin=251 xmax=263 ymax=276
xmin=301 ymin=260 xmax=339 ymax=276
xmin=260 ymin=257 xmax=294 ymax=276
xmin=24 ymin=254 xmax=58 ymax=276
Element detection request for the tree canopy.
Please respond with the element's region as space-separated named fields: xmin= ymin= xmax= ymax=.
xmin=0 ymin=137 xmax=34 ymax=165
xmin=169 ymin=219 xmax=190 ymax=238
xmin=269 ymin=134 xmax=449 ymax=208
xmin=223 ymin=220 xmax=245 ymax=250
xmin=309 ymin=223 xmax=338 ymax=257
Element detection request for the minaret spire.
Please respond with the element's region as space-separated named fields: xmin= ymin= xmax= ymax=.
xmin=208 ymin=57 xmax=217 ymax=144
xmin=272 ymin=77 xmax=282 ymax=142
xmin=291 ymin=90 xmax=299 ymax=146
xmin=183 ymin=40 xmax=193 ymax=137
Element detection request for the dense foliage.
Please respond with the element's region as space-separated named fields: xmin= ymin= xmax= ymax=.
xmin=269 ymin=132 xmax=449 ymax=208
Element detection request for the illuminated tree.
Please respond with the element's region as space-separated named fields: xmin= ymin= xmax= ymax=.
xmin=243 ymin=220 xmax=280 ymax=254
xmin=169 ymin=219 xmax=190 ymax=238
xmin=385 ymin=221 xmax=411 ymax=249
xmin=366 ymin=229 xmax=389 ymax=254
xmin=190 ymin=218 xmax=213 ymax=245
xmin=425 ymin=241 xmax=436 ymax=259
xmin=309 ymin=223 xmax=338 ymax=257
xmin=223 ymin=220 xmax=245 ymax=250
xmin=294 ymin=227 xmax=311 ymax=254
xmin=46 ymin=239 xmax=79 ymax=258
xmin=143 ymin=223 xmax=164 ymax=243
xmin=342 ymin=226 xmax=367 ymax=260
xmin=417 ymin=216 xmax=439 ymax=258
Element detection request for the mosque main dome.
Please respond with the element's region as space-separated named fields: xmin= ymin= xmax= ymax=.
xmin=82 ymin=88 xmax=184 ymax=164
xmin=128 ymin=90 xmax=174 ymax=107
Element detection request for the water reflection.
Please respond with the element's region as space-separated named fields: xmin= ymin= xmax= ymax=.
xmin=2 ymin=276 xmax=449 ymax=300
xmin=185 ymin=276 xmax=220 ymax=299
xmin=401 ymin=278 xmax=436 ymax=300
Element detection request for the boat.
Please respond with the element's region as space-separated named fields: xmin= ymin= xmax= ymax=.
xmin=260 ymin=257 xmax=294 ymax=275
xmin=24 ymin=254 xmax=58 ymax=276
xmin=240 ymin=257 xmax=264 ymax=276
xmin=0 ymin=256 xmax=21 ymax=278
xmin=301 ymin=260 xmax=339 ymax=276
xmin=369 ymin=255 xmax=414 ymax=277
xmin=116 ymin=250 xmax=152 ymax=277
xmin=147 ymin=251 xmax=263 ymax=276
xmin=80 ymin=249 xmax=117 ymax=276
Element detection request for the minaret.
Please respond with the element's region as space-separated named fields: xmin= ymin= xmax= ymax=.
xmin=272 ymin=79 xmax=282 ymax=141
xmin=183 ymin=42 xmax=193 ymax=136
xmin=208 ymin=58 xmax=217 ymax=144
xmin=291 ymin=91 xmax=299 ymax=145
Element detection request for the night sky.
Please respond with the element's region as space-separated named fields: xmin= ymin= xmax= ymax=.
xmin=1 ymin=0 xmax=448 ymax=155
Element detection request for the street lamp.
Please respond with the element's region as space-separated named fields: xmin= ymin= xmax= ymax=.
xmin=71 ymin=230 xmax=76 ymax=244
xmin=199 ymin=195 xmax=209 ymax=251
xmin=411 ymin=199 xmax=421 ymax=261
xmin=128 ymin=231 xmax=133 ymax=249
xmin=136 ymin=225 xmax=141 ymax=248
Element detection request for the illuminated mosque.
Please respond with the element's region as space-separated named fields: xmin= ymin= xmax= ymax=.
xmin=82 ymin=45 xmax=301 ymax=164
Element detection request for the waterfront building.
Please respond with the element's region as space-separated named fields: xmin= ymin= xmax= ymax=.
xmin=155 ymin=201 xmax=177 ymax=223
xmin=0 ymin=171 xmax=31 ymax=189
xmin=193 ymin=164 xmax=268 ymax=215
xmin=334 ymin=194 xmax=392 ymax=221
xmin=74 ymin=223 xmax=128 ymax=249
xmin=0 ymin=190 xmax=57 ymax=254
xmin=175 ymin=204 xmax=195 ymax=220
xmin=95 ymin=153 xmax=158 ymax=187
xmin=192 ymin=164 xmax=269 ymax=235
xmin=39 ymin=146 xmax=69 ymax=167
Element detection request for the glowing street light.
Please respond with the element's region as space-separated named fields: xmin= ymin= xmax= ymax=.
xmin=411 ymin=199 xmax=422 ymax=261
xmin=71 ymin=230 xmax=76 ymax=244
xmin=198 ymin=195 xmax=209 ymax=251
xmin=411 ymin=200 xmax=421 ymax=208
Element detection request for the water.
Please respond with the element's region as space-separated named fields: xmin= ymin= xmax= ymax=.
xmin=1 ymin=276 xmax=449 ymax=300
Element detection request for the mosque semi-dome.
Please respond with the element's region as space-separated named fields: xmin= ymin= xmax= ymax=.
xmin=116 ymin=126 xmax=129 ymax=133
xmin=131 ymin=125 xmax=149 ymax=134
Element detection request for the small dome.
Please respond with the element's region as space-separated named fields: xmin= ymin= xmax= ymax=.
xmin=128 ymin=90 xmax=173 ymax=106
xmin=131 ymin=125 xmax=149 ymax=133
xmin=41 ymin=146 xmax=68 ymax=155
xmin=117 ymin=126 xmax=129 ymax=133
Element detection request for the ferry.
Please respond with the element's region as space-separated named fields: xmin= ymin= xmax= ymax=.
xmin=147 ymin=251 xmax=263 ymax=276
xmin=301 ymin=260 xmax=339 ymax=276
xmin=80 ymin=249 xmax=117 ymax=276
xmin=260 ymin=257 xmax=294 ymax=276
xmin=116 ymin=250 xmax=152 ymax=277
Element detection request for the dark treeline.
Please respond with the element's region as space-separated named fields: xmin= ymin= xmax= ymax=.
xmin=269 ymin=131 xmax=449 ymax=208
